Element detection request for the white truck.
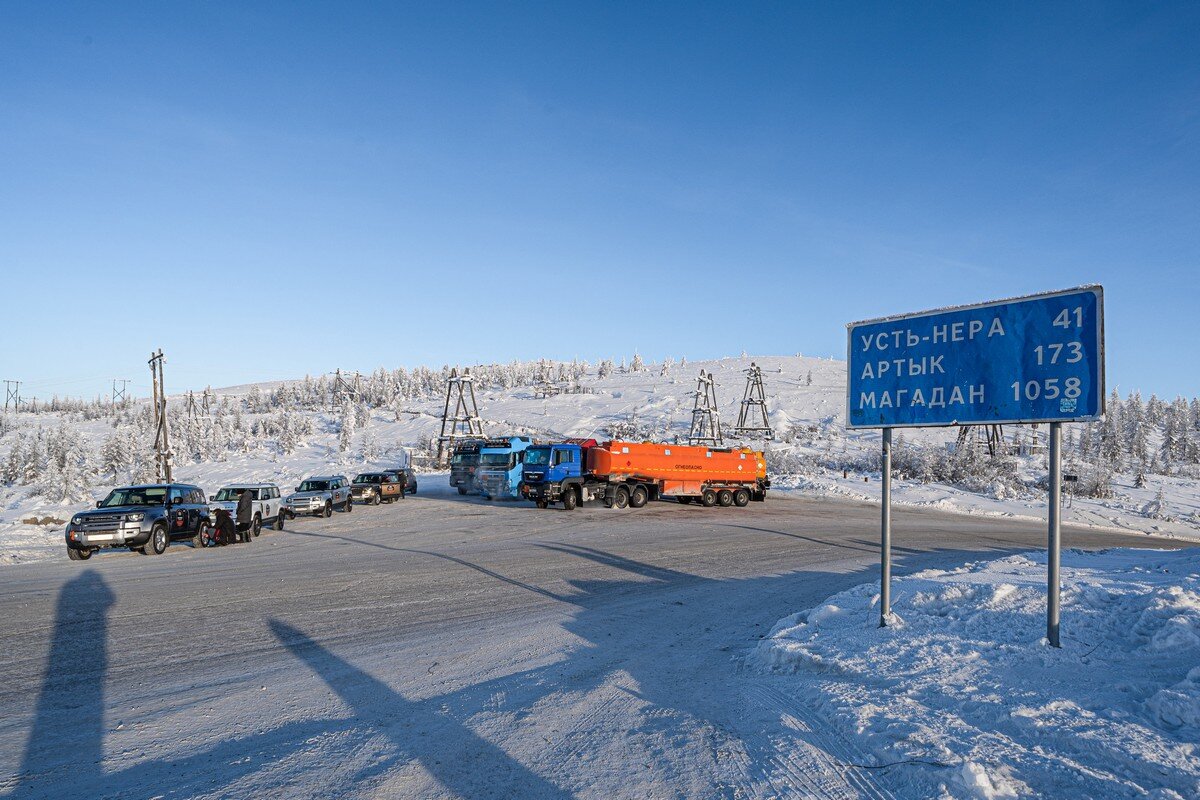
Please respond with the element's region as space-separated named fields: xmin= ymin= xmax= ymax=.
xmin=209 ymin=483 xmax=289 ymax=536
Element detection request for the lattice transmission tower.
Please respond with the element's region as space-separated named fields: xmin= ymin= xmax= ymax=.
xmin=687 ymin=370 xmax=723 ymax=446
xmin=436 ymin=367 xmax=484 ymax=464
xmin=733 ymin=362 xmax=773 ymax=439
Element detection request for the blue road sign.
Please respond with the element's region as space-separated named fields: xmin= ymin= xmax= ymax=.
xmin=847 ymin=286 xmax=1104 ymax=429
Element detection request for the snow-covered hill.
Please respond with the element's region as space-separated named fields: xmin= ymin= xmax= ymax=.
xmin=1 ymin=354 xmax=1197 ymax=565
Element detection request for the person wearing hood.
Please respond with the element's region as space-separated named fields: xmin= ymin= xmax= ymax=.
xmin=235 ymin=489 xmax=254 ymax=543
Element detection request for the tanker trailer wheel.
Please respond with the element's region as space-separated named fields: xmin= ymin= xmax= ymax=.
xmin=629 ymin=485 xmax=648 ymax=508
xmin=613 ymin=485 xmax=630 ymax=509
xmin=700 ymin=489 xmax=718 ymax=507
xmin=733 ymin=488 xmax=751 ymax=507
xmin=561 ymin=488 xmax=578 ymax=511
xmin=717 ymin=489 xmax=734 ymax=507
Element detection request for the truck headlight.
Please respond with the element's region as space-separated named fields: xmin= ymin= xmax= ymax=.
xmin=126 ymin=512 xmax=144 ymax=522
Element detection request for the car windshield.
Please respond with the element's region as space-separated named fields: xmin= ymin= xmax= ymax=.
xmin=99 ymin=487 xmax=167 ymax=507
xmin=451 ymin=454 xmax=476 ymax=465
xmin=524 ymin=448 xmax=552 ymax=466
xmin=480 ymin=452 xmax=515 ymax=468
xmin=215 ymin=488 xmax=259 ymax=501
xmin=298 ymin=480 xmax=329 ymax=492
xmin=354 ymin=474 xmax=381 ymax=484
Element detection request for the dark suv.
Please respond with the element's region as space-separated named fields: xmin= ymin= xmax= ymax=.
xmin=65 ymin=483 xmax=212 ymax=560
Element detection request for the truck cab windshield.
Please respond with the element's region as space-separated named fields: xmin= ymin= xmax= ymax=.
xmin=480 ymin=453 xmax=516 ymax=468
xmin=100 ymin=487 xmax=167 ymax=507
xmin=298 ymin=480 xmax=329 ymax=492
xmin=524 ymin=448 xmax=552 ymax=466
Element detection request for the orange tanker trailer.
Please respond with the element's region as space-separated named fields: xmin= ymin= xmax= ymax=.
xmin=519 ymin=438 xmax=769 ymax=510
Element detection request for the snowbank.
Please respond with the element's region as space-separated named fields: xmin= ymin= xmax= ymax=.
xmin=753 ymin=548 xmax=1200 ymax=799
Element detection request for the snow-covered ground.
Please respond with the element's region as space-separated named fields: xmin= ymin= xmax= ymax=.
xmin=2 ymin=354 xmax=1197 ymax=566
xmin=754 ymin=547 xmax=1200 ymax=799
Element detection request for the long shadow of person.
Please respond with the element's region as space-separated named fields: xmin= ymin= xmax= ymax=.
xmin=15 ymin=570 xmax=115 ymax=798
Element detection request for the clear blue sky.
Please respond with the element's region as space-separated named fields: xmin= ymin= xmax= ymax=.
xmin=2 ymin=2 xmax=1197 ymax=401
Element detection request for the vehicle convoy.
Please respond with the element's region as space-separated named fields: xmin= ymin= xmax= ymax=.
xmin=449 ymin=439 xmax=485 ymax=495
xmin=209 ymin=483 xmax=288 ymax=536
xmin=475 ymin=436 xmax=533 ymax=499
xmin=351 ymin=472 xmax=404 ymax=504
xmin=286 ymin=475 xmax=353 ymax=518
xmin=519 ymin=439 xmax=769 ymax=510
xmin=65 ymin=483 xmax=212 ymax=559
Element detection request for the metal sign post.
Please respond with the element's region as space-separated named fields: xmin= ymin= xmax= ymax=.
xmin=1047 ymin=421 xmax=1062 ymax=647
xmin=880 ymin=427 xmax=893 ymax=627
xmin=846 ymin=286 xmax=1104 ymax=646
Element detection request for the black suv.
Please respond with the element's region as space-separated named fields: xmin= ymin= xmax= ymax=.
xmin=65 ymin=483 xmax=212 ymax=560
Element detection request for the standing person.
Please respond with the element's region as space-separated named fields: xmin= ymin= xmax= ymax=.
xmin=235 ymin=489 xmax=253 ymax=543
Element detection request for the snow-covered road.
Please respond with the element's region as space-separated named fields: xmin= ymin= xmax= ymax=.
xmin=0 ymin=488 xmax=1184 ymax=799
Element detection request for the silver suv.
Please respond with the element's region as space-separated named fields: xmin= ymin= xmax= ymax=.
xmin=285 ymin=475 xmax=353 ymax=518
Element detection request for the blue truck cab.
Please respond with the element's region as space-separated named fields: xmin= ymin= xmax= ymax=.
xmin=474 ymin=436 xmax=533 ymax=499
xmin=519 ymin=438 xmax=594 ymax=508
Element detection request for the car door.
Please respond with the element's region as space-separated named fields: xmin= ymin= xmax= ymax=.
xmin=167 ymin=486 xmax=191 ymax=535
xmin=262 ymin=487 xmax=277 ymax=521
xmin=189 ymin=487 xmax=210 ymax=530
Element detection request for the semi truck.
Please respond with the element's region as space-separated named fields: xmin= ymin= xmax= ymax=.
xmin=475 ymin=436 xmax=533 ymax=499
xmin=519 ymin=439 xmax=769 ymax=510
xmin=449 ymin=439 xmax=485 ymax=495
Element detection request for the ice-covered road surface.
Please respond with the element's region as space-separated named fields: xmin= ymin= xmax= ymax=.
xmin=0 ymin=488 xmax=1183 ymax=799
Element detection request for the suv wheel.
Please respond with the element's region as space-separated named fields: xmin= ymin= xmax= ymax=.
xmin=141 ymin=524 xmax=168 ymax=555
xmin=372 ymin=492 xmax=381 ymax=505
xmin=252 ymin=514 xmax=262 ymax=537
xmin=274 ymin=513 xmax=285 ymax=531
xmin=345 ymin=495 xmax=352 ymax=512
xmin=67 ymin=547 xmax=92 ymax=561
xmin=323 ymin=501 xmax=333 ymax=518
xmin=192 ymin=522 xmax=211 ymax=548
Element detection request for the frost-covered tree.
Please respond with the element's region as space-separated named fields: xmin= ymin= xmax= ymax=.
xmin=338 ymin=399 xmax=356 ymax=453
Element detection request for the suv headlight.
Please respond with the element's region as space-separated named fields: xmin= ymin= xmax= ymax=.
xmin=71 ymin=516 xmax=83 ymax=526
xmin=126 ymin=512 xmax=144 ymax=522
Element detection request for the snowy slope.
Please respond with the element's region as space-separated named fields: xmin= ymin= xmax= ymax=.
xmin=754 ymin=547 xmax=1200 ymax=799
xmin=1 ymin=354 xmax=1197 ymax=565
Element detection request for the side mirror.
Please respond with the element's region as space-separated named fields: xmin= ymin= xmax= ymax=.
xmin=209 ymin=495 xmax=216 ymax=502
xmin=295 ymin=487 xmax=301 ymax=492
xmin=96 ymin=501 xmax=103 ymax=508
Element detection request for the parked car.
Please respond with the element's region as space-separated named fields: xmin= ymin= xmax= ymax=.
xmin=65 ymin=483 xmax=212 ymax=560
xmin=351 ymin=472 xmax=404 ymax=504
xmin=285 ymin=476 xmax=353 ymax=518
xmin=384 ymin=467 xmax=418 ymax=494
xmin=209 ymin=483 xmax=288 ymax=537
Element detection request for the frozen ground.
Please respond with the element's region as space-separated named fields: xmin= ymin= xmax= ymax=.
xmin=0 ymin=490 xmax=1185 ymax=799
xmin=755 ymin=547 xmax=1200 ymax=799
xmin=1 ymin=354 xmax=1197 ymax=567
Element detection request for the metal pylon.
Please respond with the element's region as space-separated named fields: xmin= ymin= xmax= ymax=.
xmin=955 ymin=424 xmax=1005 ymax=458
xmin=733 ymin=362 xmax=773 ymax=439
xmin=687 ymin=370 xmax=723 ymax=446
xmin=436 ymin=367 xmax=484 ymax=464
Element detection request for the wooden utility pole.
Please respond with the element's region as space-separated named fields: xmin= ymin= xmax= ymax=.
xmin=3 ymin=380 xmax=20 ymax=414
xmin=148 ymin=349 xmax=173 ymax=483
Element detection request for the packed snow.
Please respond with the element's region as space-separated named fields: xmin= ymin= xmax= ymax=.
xmin=753 ymin=547 xmax=1200 ymax=799
xmin=1 ymin=354 xmax=1197 ymax=565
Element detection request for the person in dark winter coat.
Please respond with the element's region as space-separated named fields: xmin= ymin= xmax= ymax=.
xmin=235 ymin=489 xmax=254 ymax=543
